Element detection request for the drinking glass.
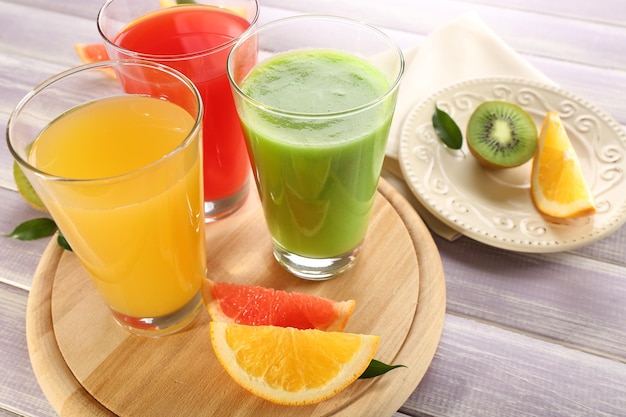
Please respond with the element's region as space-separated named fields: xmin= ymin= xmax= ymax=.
xmin=7 ymin=61 xmax=206 ymax=337
xmin=98 ymin=0 xmax=259 ymax=222
xmin=227 ymin=15 xmax=404 ymax=280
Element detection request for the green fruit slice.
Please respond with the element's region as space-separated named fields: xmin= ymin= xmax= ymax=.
xmin=13 ymin=161 xmax=47 ymax=211
xmin=466 ymin=100 xmax=538 ymax=169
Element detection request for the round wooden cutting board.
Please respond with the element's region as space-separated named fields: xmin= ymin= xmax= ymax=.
xmin=26 ymin=178 xmax=446 ymax=417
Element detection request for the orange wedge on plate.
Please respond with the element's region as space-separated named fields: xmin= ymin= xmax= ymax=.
xmin=210 ymin=322 xmax=379 ymax=405
xmin=530 ymin=111 xmax=596 ymax=218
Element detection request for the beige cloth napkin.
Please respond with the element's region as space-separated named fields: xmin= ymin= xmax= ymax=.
xmin=383 ymin=11 xmax=555 ymax=240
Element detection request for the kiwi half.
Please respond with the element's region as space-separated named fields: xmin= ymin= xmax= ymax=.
xmin=466 ymin=101 xmax=538 ymax=169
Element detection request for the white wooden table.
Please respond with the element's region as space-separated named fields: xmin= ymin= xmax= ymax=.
xmin=2 ymin=1 xmax=626 ymax=416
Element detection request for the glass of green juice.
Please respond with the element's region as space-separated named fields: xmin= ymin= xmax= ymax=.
xmin=227 ymin=15 xmax=404 ymax=280
xmin=7 ymin=61 xmax=206 ymax=337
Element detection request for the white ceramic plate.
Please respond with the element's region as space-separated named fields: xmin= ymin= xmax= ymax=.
xmin=399 ymin=77 xmax=626 ymax=252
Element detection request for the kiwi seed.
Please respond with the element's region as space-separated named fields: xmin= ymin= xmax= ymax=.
xmin=466 ymin=100 xmax=538 ymax=169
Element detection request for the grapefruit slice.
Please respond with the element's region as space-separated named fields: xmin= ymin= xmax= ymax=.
xmin=202 ymin=279 xmax=355 ymax=331
xmin=210 ymin=322 xmax=379 ymax=405
xmin=73 ymin=43 xmax=116 ymax=78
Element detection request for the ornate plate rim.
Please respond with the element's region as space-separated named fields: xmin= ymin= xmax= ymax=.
xmin=399 ymin=76 xmax=626 ymax=252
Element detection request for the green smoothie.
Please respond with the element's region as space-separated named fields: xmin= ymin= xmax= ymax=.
xmin=240 ymin=49 xmax=395 ymax=258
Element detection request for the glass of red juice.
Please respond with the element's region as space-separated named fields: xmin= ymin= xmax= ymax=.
xmin=98 ymin=0 xmax=259 ymax=222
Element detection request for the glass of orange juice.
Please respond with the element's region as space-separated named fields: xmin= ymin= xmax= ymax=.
xmin=7 ymin=61 xmax=206 ymax=337
xmin=98 ymin=0 xmax=259 ymax=222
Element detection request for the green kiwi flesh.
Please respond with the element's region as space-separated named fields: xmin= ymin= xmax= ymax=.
xmin=466 ymin=101 xmax=538 ymax=169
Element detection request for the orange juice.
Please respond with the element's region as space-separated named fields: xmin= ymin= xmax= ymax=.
xmin=29 ymin=95 xmax=206 ymax=318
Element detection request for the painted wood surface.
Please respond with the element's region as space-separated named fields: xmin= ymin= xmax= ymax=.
xmin=1 ymin=0 xmax=625 ymax=416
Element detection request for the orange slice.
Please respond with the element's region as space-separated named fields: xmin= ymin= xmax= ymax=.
xmin=202 ymin=279 xmax=355 ymax=331
xmin=209 ymin=322 xmax=379 ymax=405
xmin=73 ymin=43 xmax=116 ymax=78
xmin=530 ymin=111 xmax=596 ymax=218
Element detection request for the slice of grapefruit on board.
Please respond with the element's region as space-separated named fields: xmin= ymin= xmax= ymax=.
xmin=202 ymin=279 xmax=355 ymax=331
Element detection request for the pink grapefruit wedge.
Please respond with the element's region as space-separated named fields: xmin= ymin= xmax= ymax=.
xmin=73 ymin=43 xmax=116 ymax=78
xmin=202 ymin=279 xmax=355 ymax=332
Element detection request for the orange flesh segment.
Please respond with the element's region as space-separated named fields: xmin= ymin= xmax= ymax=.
xmin=530 ymin=111 xmax=596 ymax=218
xmin=210 ymin=322 xmax=379 ymax=405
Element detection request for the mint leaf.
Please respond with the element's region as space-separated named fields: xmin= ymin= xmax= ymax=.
xmin=432 ymin=104 xmax=463 ymax=150
xmin=4 ymin=218 xmax=57 ymax=241
xmin=359 ymin=359 xmax=406 ymax=379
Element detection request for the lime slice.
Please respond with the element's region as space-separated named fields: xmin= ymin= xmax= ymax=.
xmin=13 ymin=161 xmax=47 ymax=212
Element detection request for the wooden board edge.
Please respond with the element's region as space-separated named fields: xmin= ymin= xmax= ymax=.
xmin=26 ymin=238 xmax=115 ymax=417
xmin=334 ymin=178 xmax=447 ymax=416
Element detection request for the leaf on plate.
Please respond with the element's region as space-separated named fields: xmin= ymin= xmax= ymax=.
xmin=432 ymin=104 xmax=463 ymax=150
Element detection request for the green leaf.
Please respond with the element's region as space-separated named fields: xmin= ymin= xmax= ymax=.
xmin=359 ymin=359 xmax=406 ymax=379
xmin=4 ymin=218 xmax=57 ymax=241
xmin=176 ymin=0 xmax=197 ymax=3
xmin=57 ymin=231 xmax=73 ymax=251
xmin=432 ymin=104 xmax=463 ymax=150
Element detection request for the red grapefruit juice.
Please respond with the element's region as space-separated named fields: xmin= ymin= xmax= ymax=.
xmin=114 ymin=6 xmax=252 ymax=202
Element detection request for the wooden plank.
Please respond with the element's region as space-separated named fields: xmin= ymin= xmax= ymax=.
xmin=402 ymin=315 xmax=626 ymax=417
xmin=0 ymin=3 xmax=101 ymax=66
xmin=573 ymin=225 xmax=626 ymax=264
xmin=0 ymin=187 xmax=53 ymax=289
xmin=0 ymin=282 xmax=57 ymax=417
xmin=12 ymin=0 xmax=626 ymax=30
xmin=0 ymin=115 xmax=13 ymax=190
xmin=458 ymin=0 xmax=626 ymax=27
xmin=260 ymin=0 xmax=626 ymax=70
xmin=434 ymin=234 xmax=626 ymax=361
xmin=0 ymin=52 xmax=69 ymax=116
xmin=2 ymin=0 xmax=103 ymax=20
